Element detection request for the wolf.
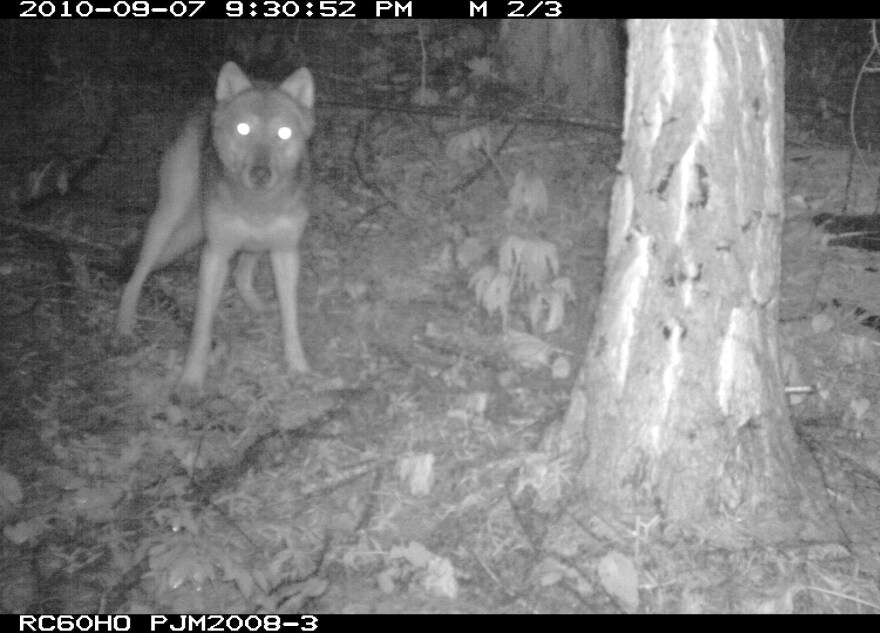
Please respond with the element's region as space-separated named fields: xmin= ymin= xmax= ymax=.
xmin=116 ymin=61 xmax=314 ymax=398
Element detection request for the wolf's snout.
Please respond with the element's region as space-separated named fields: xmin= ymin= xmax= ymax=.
xmin=248 ymin=164 xmax=273 ymax=189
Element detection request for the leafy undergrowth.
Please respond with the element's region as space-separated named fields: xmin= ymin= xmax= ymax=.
xmin=0 ymin=44 xmax=614 ymax=611
xmin=1 ymin=23 xmax=880 ymax=614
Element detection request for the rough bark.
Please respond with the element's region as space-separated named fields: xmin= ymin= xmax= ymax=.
xmin=553 ymin=20 xmax=839 ymax=545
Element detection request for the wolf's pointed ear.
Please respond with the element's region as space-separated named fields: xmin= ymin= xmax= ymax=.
xmin=216 ymin=62 xmax=253 ymax=102
xmin=280 ymin=68 xmax=314 ymax=110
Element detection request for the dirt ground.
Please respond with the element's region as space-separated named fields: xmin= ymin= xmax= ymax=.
xmin=0 ymin=21 xmax=879 ymax=614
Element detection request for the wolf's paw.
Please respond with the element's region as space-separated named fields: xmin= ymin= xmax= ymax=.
xmin=286 ymin=360 xmax=312 ymax=380
xmin=172 ymin=380 xmax=206 ymax=408
xmin=110 ymin=332 xmax=139 ymax=355
xmin=290 ymin=367 xmax=331 ymax=392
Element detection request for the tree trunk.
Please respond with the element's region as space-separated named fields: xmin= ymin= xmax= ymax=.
xmin=500 ymin=19 xmax=624 ymax=121
xmin=553 ymin=20 xmax=840 ymax=544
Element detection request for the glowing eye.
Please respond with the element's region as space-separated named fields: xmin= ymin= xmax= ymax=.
xmin=277 ymin=126 xmax=292 ymax=140
xmin=236 ymin=122 xmax=250 ymax=136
